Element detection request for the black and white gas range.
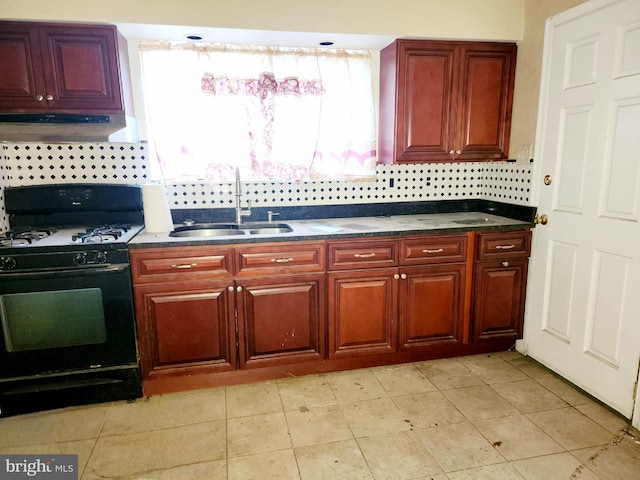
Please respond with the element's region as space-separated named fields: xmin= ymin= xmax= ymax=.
xmin=0 ymin=224 xmax=142 ymax=271
xmin=0 ymin=184 xmax=145 ymax=417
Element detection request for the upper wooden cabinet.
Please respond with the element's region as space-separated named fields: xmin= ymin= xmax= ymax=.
xmin=0 ymin=21 xmax=124 ymax=113
xmin=378 ymin=39 xmax=517 ymax=164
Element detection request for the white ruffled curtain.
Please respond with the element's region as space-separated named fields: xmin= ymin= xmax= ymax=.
xmin=138 ymin=41 xmax=377 ymax=182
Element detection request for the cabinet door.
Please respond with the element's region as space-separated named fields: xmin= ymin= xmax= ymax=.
xmin=0 ymin=23 xmax=46 ymax=110
xmin=236 ymin=274 xmax=325 ymax=368
xmin=398 ymin=264 xmax=466 ymax=350
xmin=379 ymin=39 xmax=516 ymax=164
xmin=39 ymin=25 xmax=123 ymax=112
xmin=473 ymin=259 xmax=528 ymax=342
xmin=134 ymin=281 xmax=236 ymax=378
xmin=328 ymin=269 xmax=397 ymax=358
xmin=380 ymin=40 xmax=458 ymax=163
xmin=456 ymin=43 xmax=516 ymax=161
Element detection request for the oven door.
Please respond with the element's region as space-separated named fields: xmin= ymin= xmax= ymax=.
xmin=0 ymin=264 xmax=138 ymax=379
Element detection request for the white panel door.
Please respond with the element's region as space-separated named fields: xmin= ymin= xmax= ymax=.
xmin=524 ymin=0 xmax=640 ymax=421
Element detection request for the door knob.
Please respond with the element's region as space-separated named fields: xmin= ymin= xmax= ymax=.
xmin=534 ymin=214 xmax=548 ymax=225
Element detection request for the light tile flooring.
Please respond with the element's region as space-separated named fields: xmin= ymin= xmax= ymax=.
xmin=2 ymin=351 xmax=640 ymax=479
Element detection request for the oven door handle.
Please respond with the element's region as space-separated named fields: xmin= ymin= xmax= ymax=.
xmin=0 ymin=264 xmax=130 ymax=280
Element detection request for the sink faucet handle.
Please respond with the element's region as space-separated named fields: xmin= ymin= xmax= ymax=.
xmin=267 ymin=211 xmax=279 ymax=222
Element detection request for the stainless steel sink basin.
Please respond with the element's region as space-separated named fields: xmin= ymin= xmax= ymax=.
xmin=169 ymin=222 xmax=293 ymax=237
xmin=169 ymin=224 xmax=245 ymax=237
xmin=243 ymin=223 xmax=293 ymax=235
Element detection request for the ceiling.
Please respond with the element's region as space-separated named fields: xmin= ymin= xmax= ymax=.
xmin=115 ymin=22 xmax=396 ymax=50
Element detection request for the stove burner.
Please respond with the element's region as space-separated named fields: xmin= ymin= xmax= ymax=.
xmin=72 ymin=224 xmax=132 ymax=244
xmin=0 ymin=228 xmax=56 ymax=246
xmin=0 ymin=237 xmax=31 ymax=247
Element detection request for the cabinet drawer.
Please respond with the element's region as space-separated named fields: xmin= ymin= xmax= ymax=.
xmin=328 ymin=239 xmax=398 ymax=270
xmin=235 ymin=242 xmax=325 ymax=276
xmin=400 ymin=234 xmax=468 ymax=265
xmin=131 ymin=246 xmax=233 ymax=283
xmin=476 ymin=230 xmax=531 ymax=260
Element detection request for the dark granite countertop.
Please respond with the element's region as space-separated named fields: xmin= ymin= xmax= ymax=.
xmin=130 ymin=210 xmax=533 ymax=248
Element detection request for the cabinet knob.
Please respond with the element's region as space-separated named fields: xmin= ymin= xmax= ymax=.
xmin=228 ymin=286 xmax=234 ymax=292
xmin=46 ymin=94 xmax=54 ymax=101
xmin=502 ymin=261 xmax=510 ymax=267
xmin=237 ymin=285 xmax=243 ymax=292
xmin=401 ymin=273 xmax=407 ymax=280
xmin=456 ymin=150 xmax=462 ymax=155
xmin=449 ymin=150 xmax=455 ymax=155
xmin=36 ymin=95 xmax=44 ymax=102
xmin=394 ymin=274 xmax=400 ymax=280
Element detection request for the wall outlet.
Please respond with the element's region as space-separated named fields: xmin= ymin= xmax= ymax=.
xmin=516 ymin=145 xmax=532 ymax=165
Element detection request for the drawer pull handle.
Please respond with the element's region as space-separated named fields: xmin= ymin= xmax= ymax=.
xmin=496 ymin=244 xmax=516 ymax=250
xmin=171 ymin=263 xmax=198 ymax=269
xmin=271 ymin=257 xmax=295 ymax=263
xmin=422 ymin=248 xmax=444 ymax=254
xmin=354 ymin=253 xmax=376 ymax=258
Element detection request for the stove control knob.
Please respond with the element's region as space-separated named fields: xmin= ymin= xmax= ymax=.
xmin=73 ymin=252 xmax=88 ymax=266
xmin=94 ymin=251 xmax=108 ymax=264
xmin=0 ymin=256 xmax=16 ymax=270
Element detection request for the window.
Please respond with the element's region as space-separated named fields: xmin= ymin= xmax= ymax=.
xmin=139 ymin=41 xmax=377 ymax=182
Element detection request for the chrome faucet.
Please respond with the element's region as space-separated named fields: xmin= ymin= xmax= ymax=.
xmin=235 ymin=167 xmax=251 ymax=224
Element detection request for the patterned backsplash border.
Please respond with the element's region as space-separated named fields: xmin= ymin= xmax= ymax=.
xmin=0 ymin=142 xmax=532 ymax=232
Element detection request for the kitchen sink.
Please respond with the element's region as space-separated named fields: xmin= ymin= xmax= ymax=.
xmin=169 ymin=223 xmax=245 ymax=237
xmin=169 ymin=222 xmax=293 ymax=237
xmin=243 ymin=223 xmax=293 ymax=235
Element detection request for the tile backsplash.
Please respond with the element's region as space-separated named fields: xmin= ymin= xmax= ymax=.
xmin=0 ymin=142 xmax=532 ymax=232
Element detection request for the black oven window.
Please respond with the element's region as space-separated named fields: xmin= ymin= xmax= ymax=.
xmin=0 ymin=288 xmax=107 ymax=352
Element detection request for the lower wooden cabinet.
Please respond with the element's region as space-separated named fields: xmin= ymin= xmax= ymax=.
xmin=134 ymin=280 xmax=236 ymax=378
xmin=398 ymin=264 xmax=466 ymax=350
xmin=131 ymin=228 xmax=532 ymax=393
xmin=472 ymin=230 xmax=532 ymax=343
xmin=472 ymin=259 xmax=528 ymax=341
xmin=236 ymin=273 xmax=325 ymax=368
xmin=131 ymin=242 xmax=326 ymax=381
xmin=328 ymin=268 xmax=398 ymax=358
xmin=328 ymin=234 xmax=469 ymax=358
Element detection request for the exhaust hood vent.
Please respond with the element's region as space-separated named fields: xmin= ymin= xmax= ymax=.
xmin=0 ymin=113 xmax=132 ymax=142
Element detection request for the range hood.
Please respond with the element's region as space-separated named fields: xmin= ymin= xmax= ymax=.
xmin=0 ymin=113 xmax=135 ymax=142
